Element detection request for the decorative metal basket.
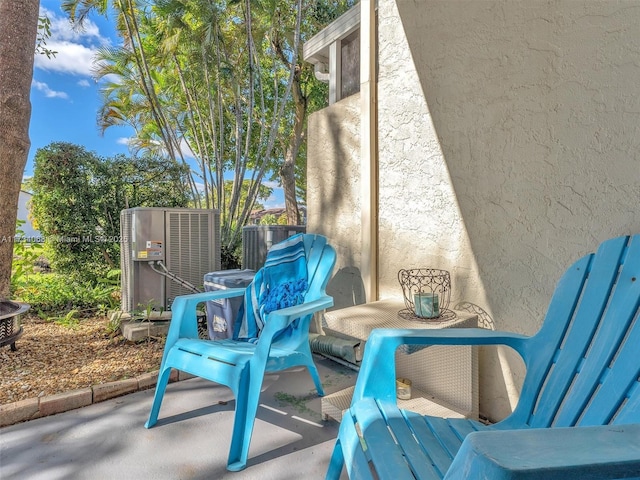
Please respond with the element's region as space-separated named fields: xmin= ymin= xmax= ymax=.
xmin=397 ymin=269 xmax=455 ymax=321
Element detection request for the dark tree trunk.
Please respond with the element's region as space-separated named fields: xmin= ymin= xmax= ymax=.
xmin=0 ymin=0 xmax=40 ymax=298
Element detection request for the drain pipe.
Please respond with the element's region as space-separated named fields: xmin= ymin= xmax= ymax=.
xmin=360 ymin=0 xmax=379 ymax=302
xmin=148 ymin=261 xmax=201 ymax=294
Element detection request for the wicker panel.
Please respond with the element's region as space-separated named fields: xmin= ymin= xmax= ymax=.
xmin=322 ymin=386 xmax=355 ymax=421
xmin=396 ymin=345 xmax=475 ymax=415
xmin=323 ymin=299 xmax=479 ymax=418
xmin=398 ymin=391 xmax=468 ymax=419
xmin=321 ymin=386 xmax=468 ymax=422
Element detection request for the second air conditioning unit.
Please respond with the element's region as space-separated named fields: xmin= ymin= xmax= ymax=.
xmin=241 ymin=225 xmax=306 ymax=270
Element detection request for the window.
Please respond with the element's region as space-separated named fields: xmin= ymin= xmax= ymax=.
xmin=303 ymin=3 xmax=377 ymax=105
xmin=340 ymin=30 xmax=360 ymax=99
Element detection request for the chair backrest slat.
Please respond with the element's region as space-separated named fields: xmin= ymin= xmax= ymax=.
xmin=512 ymin=235 xmax=640 ymax=428
xmin=529 ymin=236 xmax=630 ymax=427
xmin=506 ymin=254 xmax=591 ymax=427
xmin=575 ymin=239 xmax=640 ymax=425
xmin=304 ymin=234 xmax=334 ymax=300
xmin=612 ymin=380 xmax=640 ymax=424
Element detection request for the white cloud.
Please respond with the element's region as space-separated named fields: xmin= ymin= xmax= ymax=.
xmin=32 ymin=80 xmax=69 ymax=99
xmin=262 ymin=190 xmax=285 ymax=209
xmin=41 ymin=6 xmax=104 ymax=43
xmin=262 ymin=180 xmax=281 ymax=189
xmin=77 ymin=79 xmax=91 ymax=87
xmin=62 ymin=20 xmax=102 ymax=43
xmin=116 ymin=137 xmax=132 ymax=146
xmin=35 ymin=40 xmax=99 ymax=77
xmin=179 ymin=138 xmax=196 ymax=159
xmin=101 ymin=73 xmax=122 ymax=85
xmin=265 ymin=199 xmax=286 ymax=209
xmin=35 ymin=6 xmax=111 ymax=77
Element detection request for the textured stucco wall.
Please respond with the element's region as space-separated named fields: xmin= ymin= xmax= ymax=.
xmin=307 ymin=95 xmax=366 ymax=311
xmin=306 ymin=0 xmax=640 ymax=421
xmin=377 ymin=0 xmax=640 ymax=420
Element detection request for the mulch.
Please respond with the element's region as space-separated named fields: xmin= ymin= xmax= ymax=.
xmin=0 ymin=315 xmax=164 ymax=405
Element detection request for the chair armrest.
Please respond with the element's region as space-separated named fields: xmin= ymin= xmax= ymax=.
xmin=444 ymin=424 xmax=640 ymax=480
xmin=166 ymin=288 xmax=246 ymax=343
xmin=173 ymin=288 xmax=246 ymax=307
xmin=250 ymin=296 xmax=333 ymax=365
xmin=353 ymin=328 xmax=530 ymax=402
xmin=257 ymin=296 xmax=335 ymax=342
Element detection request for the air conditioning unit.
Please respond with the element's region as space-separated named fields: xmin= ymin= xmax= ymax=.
xmin=242 ymin=225 xmax=306 ymax=270
xmin=120 ymin=208 xmax=221 ymax=313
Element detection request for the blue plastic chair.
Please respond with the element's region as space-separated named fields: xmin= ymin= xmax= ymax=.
xmin=327 ymin=234 xmax=640 ymax=480
xmin=145 ymin=234 xmax=336 ymax=471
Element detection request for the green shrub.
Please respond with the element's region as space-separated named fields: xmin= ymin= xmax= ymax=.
xmin=12 ymin=272 xmax=120 ymax=319
xmin=30 ymin=142 xmax=190 ymax=283
xmin=259 ymin=214 xmax=277 ymax=225
xmin=11 ymin=220 xmax=45 ymax=292
xmin=221 ymin=245 xmax=242 ymax=269
xmin=12 ymin=221 xmax=120 ymax=321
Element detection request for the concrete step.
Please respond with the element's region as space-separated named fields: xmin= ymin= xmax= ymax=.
xmin=115 ymin=310 xmax=205 ymax=341
xmin=122 ymin=320 xmax=171 ymax=341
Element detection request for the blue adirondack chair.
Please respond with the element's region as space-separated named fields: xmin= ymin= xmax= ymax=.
xmin=145 ymin=233 xmax=336 ymax=472
xmin=327 ymin=234 xmax=640 ymax=480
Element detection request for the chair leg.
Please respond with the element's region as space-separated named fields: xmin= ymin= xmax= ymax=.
xmin=145 ymin=366 xmax=172 ymax=428
xmin=326 ymin=439 xmax=345 ymax=480
xmin=300 ymin=342 xmax=325 ymax=396
xmin=226 ymin=373 xmax=263 ymax=471
xmin=307 ymin=361 xmax=325 ymax=396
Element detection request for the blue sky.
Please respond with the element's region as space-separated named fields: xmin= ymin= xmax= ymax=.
xmin=29 ymin=1 xmax=284 ymax=209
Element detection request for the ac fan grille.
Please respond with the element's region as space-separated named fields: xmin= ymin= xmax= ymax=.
xmin=120 ymin=211 xmax=134 ymax=312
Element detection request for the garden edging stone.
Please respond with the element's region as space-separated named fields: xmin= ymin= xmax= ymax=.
xmin=0 ymin=368 xmax=193 ymax=428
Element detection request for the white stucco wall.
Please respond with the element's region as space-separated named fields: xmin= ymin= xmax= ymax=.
xmin=307 ymin=94 xmax=366 ymax=311
xmin=376 ymin=0 xmax=640 ymax=420
xmin=306 ymin=0 xmax=640 ymax=421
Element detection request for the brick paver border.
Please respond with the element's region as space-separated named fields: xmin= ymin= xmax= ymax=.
xmin=0 ymin=369 xmax=195 ymax=428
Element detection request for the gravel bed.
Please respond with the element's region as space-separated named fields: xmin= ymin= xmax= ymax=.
xmin=0 ymin=315 xmax=165 ymax=405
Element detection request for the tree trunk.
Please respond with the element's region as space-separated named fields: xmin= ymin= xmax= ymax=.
xmin=272 ymin=0 xmax=304 ymax=226
xmin=281 ymin=68 xmax=305 ymax=226
xmin=0 ymin=0 xmax=40 ymax=299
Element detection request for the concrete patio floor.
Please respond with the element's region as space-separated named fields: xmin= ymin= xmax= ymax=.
xmin=0 ymin=356 xmax=355 ymax=480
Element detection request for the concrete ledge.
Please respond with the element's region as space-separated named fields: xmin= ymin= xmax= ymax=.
xmin=178 ymin=371 xmax=196 ymax=381
xmin=0 ymin=368 xmax=195 ymax=429
xmin=93 ymin=378 xmax=139 ymax=403
xmin=137 ymin=371 xmax=159 ymax=390
xmin=39 ymin=388 xmax=93 ymax=417
xmin=0 ymin=397 xmax=40 ymax=427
